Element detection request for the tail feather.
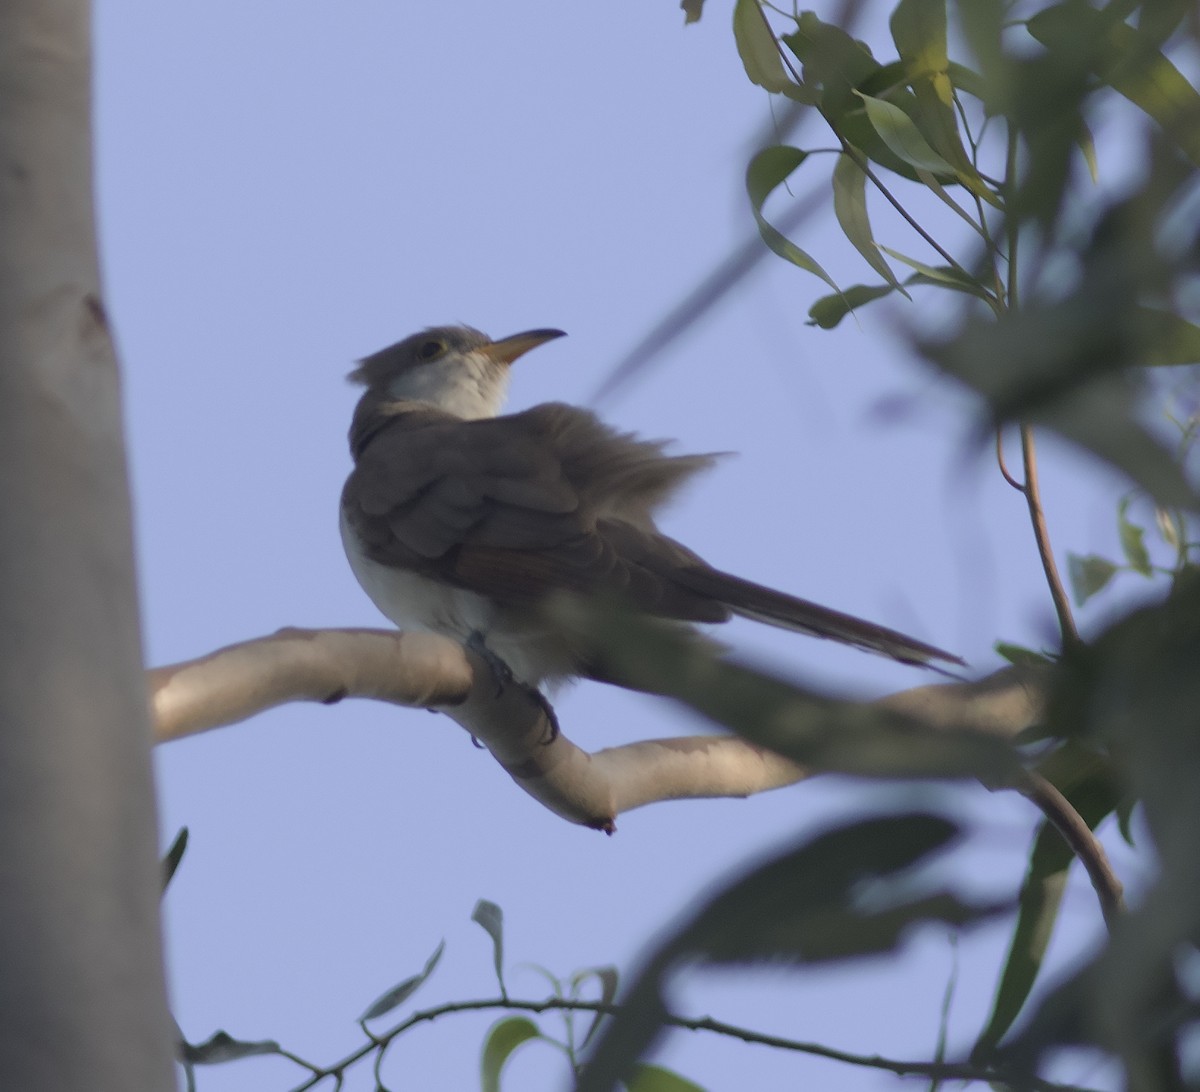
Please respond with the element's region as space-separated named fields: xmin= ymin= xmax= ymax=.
xmin=676 ymin=566 xmax=965 ymax=669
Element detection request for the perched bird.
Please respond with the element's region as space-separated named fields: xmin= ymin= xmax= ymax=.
xmin=340 ymin=325 xmax=963 ymax=693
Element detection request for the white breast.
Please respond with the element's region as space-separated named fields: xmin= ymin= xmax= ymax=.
xmin=339 ymin=509 xmax=481 ymax=636
xmin=340 ymin=510 xmax=581 ymax=689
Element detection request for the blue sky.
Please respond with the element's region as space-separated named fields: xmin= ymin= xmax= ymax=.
xmin=94 ymin=2 xmax=1147 ymax=1088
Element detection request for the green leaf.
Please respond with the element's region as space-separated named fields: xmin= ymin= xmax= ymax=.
xmin=973 ymin=749 xmax=1121 ymax=1058
xmin=806 ymin=266 xmax=990 ymax=328
xmin=182 ymin=1031 xmax=280 ymax=1066
xmin=359 ymin=939 xmax=445 ymax=1021
xmin=784 ymin=12 xmax=880 ymax=105
xmin=855 ymin=91 xmax=956 ymax=173
xmin=807 ymin=283 xmax=898 ymax=328
xmin=732 ymin=0 xmax=792 ymax=94
xmin=624 ymin=1063 xmax=708 ymax=1092
xmin=877 ymin=246 xmax=992 ymax=300
xmin=1117 ymin=498 xmax=1153 ymax=575
xmin=745 ymin=146 xmax=837 ymax=289
xmin=472 ymin=898 xmax=508 ymax=999
xmin=831 ymin=154 xmax=906 ymax=292
xmin=1028 ymin=4 xmax=1200 ymax=166
xmin=890 ymin=0 xmax=948 ymax=79
xmin=161 ymin=826 xmax=188 ymax=894
xmin=1067 ymin=553 xmax=1119 ymax=607
xmin=481 ymin=1016 xmax=543 ymax=1092
xmin=889 ymin=0 xmax=1002 ymax=207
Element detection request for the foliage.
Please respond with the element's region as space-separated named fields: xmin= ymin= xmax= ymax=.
xmin=580 ymin=0 xmax=1200 ymax=1088
xmin=174 ymin=1 xmax=1200 ymax=1087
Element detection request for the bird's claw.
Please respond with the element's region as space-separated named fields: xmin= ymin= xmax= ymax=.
xmin=466 ymin=630 xmax=558 ymax=743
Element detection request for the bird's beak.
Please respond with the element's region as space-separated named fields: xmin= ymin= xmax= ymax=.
xmin=482 ymin=328 xmax=566 ymax=366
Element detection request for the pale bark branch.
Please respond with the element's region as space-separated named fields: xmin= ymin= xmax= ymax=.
xmin=149 ymin=627 xmax=1050 ymax=833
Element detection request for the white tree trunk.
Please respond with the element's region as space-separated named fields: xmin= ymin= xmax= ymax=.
xmin=0 ymin=2 xmax=175 ymax=1088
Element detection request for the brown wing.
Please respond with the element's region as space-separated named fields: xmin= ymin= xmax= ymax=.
xmin=342 ymin=403 xmax=728 ymax=622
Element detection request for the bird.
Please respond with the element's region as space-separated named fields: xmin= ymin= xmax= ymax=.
xmin=339 ymin=325 xmax=963 ymax=697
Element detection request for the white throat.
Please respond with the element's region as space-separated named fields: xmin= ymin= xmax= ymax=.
xmin=385 ymin=350 xmax=509 ymax=420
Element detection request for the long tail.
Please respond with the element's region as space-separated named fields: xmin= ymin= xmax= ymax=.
xmin=676 ymin=566 xmax=965 ymax=669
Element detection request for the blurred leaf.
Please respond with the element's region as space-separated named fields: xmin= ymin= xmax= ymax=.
xmin=359 ymin=939 xmax=445 ymax=1021
xmin=733 ymin=0 xmax=792 ymax=94
xmin=1078 ymin=123 xmax=1099 ymax=183
xmin=575 ymin=966 xmax=620 ymax=1050
xmin=1137 ymin=0 xmax=1192 ymax=46
xmin=552 ymin=597 xmax=1022 ymax=785
xmin=481 ymin=1016 xmax=543 ymax=1092
xmin=1118 ymin=498 xmax=1153 ymax=575
xmin=161 ymin=826 xmax=188 ymax=894
xmin=596 ymin=185 xmax=827 ymax=399
xmin=1135 ymin=307 xmax=1200 ymax=365
xmin=1116 ymin=796 xmax=1137 ymax=845
xmin=1028 ymin=4 xmax=1200 ymax=167
xmin=946 ymin=60 xmax=992 ymax=105
xmin=994 ymin=641 xmax=1055 ymax=667
xmin=951 ymin=0 xmax=1007 ymax=106
xmin=472 ymin=898 xmax=508 ymax=999
xmin=1067 ymin=553 xmax=1119 ymax=606
xmin=832 ymin=154 xmax=907 ymax=292
xmin=1004 ymin=580 xmax=1200 ymax=1078
xmin=182 ymin=1031 xmax=280 ymax=1066
xmin=745 ymin=146 xmax=837 ymax=289
xmin=1155 ymin=505 xmax=1181 ymax=549
xmin=680 ymin=0 xmax=704 ymax=25
xmin=578 ymin=813 xmax=1003 ymax=1092
xmin=856 ymin=91 xmax=956 ymax=173
xmin=624 ymin=1062 xmax=707 ymax=1091
xmin=973 ymin=747 xmax=1121 ymax=1058
xmin=923 ymin=306 xmax=1197 ymax=508
xmin=1007 ymin=53 xmax=1091 ymax=227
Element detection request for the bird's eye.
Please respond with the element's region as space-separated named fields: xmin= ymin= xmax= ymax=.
xmin=417 ymin=339 xmax=445 ymax=361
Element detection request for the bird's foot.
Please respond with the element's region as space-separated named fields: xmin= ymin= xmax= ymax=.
xmin=466 ymin=630 xmax=559 ymax=743
xmin=467 ymin=630 xmax=514 ymax=696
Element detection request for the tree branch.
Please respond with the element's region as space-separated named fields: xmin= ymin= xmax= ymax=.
xmin=266 ymin=994 xmax=1102 ymax=1092
xmin=148 ymin=628 xmax=1050 ymax=832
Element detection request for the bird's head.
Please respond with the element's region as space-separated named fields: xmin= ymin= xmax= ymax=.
xmin=349 ymin=325 xmax=566 ymax=420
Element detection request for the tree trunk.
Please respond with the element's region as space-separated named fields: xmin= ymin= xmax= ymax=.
xmin=0 ymin=2 xmax=175 ymax=1088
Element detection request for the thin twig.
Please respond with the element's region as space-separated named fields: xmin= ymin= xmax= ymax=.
xmin=283 ymin=995 xmax=1102 ymax=1092
xmin=996 ymin=428 xmax=1025 ymax=491
xmin=1017 ymin=770 xmax=1126 ymax=928
xmin=1000 ymin=122 xmax=1079 ymax=649
xmin=850 ymin=147 xmax=978 ymax=282
xmin=1020 ymin=424 xmax=1082 ymax=648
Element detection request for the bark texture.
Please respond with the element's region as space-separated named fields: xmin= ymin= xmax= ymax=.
xmin=0 ymin=3 xmax=175 ymax=1088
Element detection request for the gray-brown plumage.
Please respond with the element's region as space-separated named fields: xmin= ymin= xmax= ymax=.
xmin=340 ymin=325 xmax=964 ymax=689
